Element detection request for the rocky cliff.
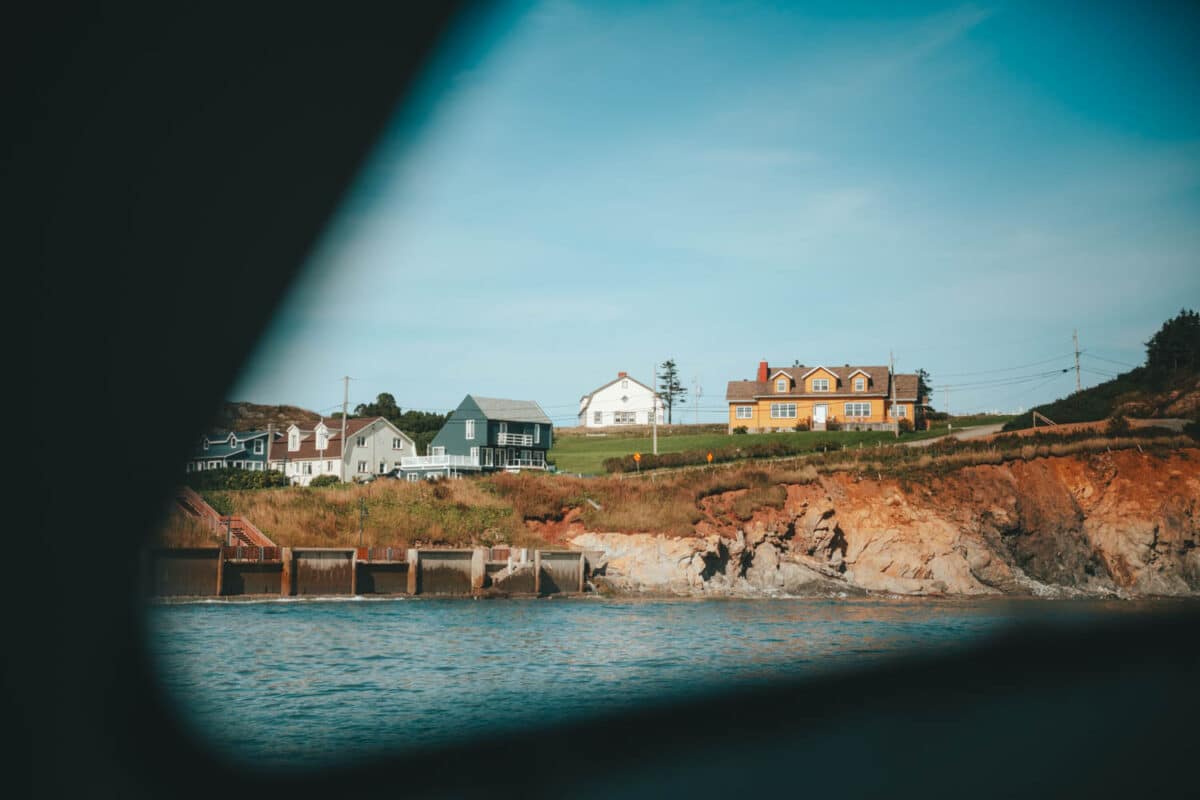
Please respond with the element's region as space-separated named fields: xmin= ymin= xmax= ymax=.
xmin=571 ymin=449 xmax=1200 ymax=598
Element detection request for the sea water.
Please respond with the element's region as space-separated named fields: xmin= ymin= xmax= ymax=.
xmin=145 ymin=596 xmax=1172 ymax=769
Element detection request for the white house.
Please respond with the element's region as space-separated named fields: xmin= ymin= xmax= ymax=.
xmin=267 ymin=416 xmax=416 ymax=485
xmin=578 ymin=371 xmax=664 ymax=428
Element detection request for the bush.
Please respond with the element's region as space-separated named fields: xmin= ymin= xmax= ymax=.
xmin=794 ymin=420 xmax=811 ymax=432
xmin=733 ymin=425 xmax=748 ymax=434
xmin=825 ymin=418 xmax=841 ymax=431
xmin=1105 ymin=414 xmax=1131 ymax=436
xmin=309 ymin=474 xmax=342 ymax=487
xmin=185 ymin=467 xmax=290 ymax=491
xmin=898 ymin=418 xmax=914 ymax=433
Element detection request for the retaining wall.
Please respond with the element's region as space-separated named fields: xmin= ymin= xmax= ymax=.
xmin=221 ymin=561 xmax=283 ymax=596
xmin=147 ymin=548 xmax=220 ymax=597
xmin=356 ymin=562 xmax=410 ymax=595
xmin=538 ymin=550 xmax=586 ymax=595
xmin=293 ymin=549 xmax=355 ymax=596
xmin=416 ymin=550 xmax=473 ymax=596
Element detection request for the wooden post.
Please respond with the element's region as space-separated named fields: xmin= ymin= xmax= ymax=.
xmin=215 ymin=547 xmax=224 ymax=597
xmin=534 ymin=549 xmax=542 ymax=595
xmin=406 ymin=549 xmax=419 ymax=595
xmin=280 ymin=547 xmax=293 ymax=596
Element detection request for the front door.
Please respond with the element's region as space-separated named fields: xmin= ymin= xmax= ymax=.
xmin=813 ymin=404 xmax=828 ymax=427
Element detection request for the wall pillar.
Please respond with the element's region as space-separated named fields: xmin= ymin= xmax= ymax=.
xmin=407 ymin=549 xmax=419 ymax=595
xmin=534 ymin=549 xmax=542 ymax=595
xmin=215 ymin=547 xmax=224 ymax=596
xmin=350 ymin=548 xmax=358 ymax=596
xmin=280 ymin=547 xmax=294 ymax=596
xmin=578 ymin=551 xmax=586 ymax=593
xmin=471 ymin=547 xmax=487 ymax=593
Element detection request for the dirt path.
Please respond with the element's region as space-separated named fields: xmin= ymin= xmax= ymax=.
xmin=903 ymin=423 xmax=1005 ymax=448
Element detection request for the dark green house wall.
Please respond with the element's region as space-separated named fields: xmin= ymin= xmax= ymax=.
xmin=430 ymin=396 xmax=552 ymax=457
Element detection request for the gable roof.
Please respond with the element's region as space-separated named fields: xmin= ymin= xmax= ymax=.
xmin=727 ymin=364 xmax=906 ymax=400
xmin=469 ymin=396 xmax=552 ymax=425
xmin=268 ymin=416 xmax=399 ymax=461
xmin=768 ymin=370 xmax=795 ymax=381
xmin=579 ymin=374 xmax=659 ymax=413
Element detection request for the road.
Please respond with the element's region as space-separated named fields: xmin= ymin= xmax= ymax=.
xmin=904 ymin=423 xmax=1006 ymax=448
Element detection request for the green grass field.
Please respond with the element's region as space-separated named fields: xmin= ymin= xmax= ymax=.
xmin=548 ymin=424 xmax=958 ymax=475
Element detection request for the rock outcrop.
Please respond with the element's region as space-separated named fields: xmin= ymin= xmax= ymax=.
xmin=572 ymin=449 xmax=1200 ymax=598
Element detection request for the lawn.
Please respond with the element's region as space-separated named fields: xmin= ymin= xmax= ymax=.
xmin=549 ymin=425 xmax=956 ymax=475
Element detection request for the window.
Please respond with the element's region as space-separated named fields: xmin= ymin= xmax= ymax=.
xmin=470 ymin=446 xmax=479 ymax=462
xmin=431 ymin=446 xmax=445 ymax=456
xmin=356 ymin=436 xmax=366 ymax=447
xmin=379 ymin=461 xmax=386 ymax=473
xmin=844 ymin=402 xmax=871 ymax=418
xmin=614 ymin=411 xmax=636 ymax=424
xmin=253 ymin=440 xmax=264 ymax=454
xmin=854 ymin=378 xmax=865 ymax=392
xmin=735 ymin=406 xmax=753 ymax=419
xmin=392 ymin=437 xmax=403 ymax=449
xmin=316 ymin=429 xmax=328 ymax=449
xmin=288 ymin=431 xmax=299 ymax=451
xmin=889 ymin=405 xmax=907 ymax=418
xmin=357 ymin=461 xmax=368 ymax=473
xmin=483 ymin=448 xmax=493 ymax=467
xmin=229 ymin=434 xmax=237 ymax=446
xmin=812 ymin=378 xmax=830 ymax=392
xmin=776 ymin=378 xmax=787 ymax=392
xmin=499 ymin=422 xmax=507 ymax=437
xmin=770 ymin=403 xmax=797 ymax=419
xmin=208 ymin=460 xmax=219 ymax=469
xmin=534 ymin=425 xmax=540 ymax=444
xmin=465 ymin=419 xmax=475 ymax=440
xmin=302 ymin=462 xmax=313 ymax=475
xmin=593 ymin=411 xmax=602 ymax=424
xmin=233 ymin=461 xmax=242 ymax=469
xmin=621 ymin=379 xmax=629 ymax=389
xmin=407 ymin=473 xmax=419 ymax=483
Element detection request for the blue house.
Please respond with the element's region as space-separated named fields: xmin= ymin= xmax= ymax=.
xmin=400 ymin=395 xmax=553 ymax=479
xmin=184 ymin=429 xmax=272 ymax=473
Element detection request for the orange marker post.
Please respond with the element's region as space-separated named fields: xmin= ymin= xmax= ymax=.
xmin=706 ymin=451 xmax=713 ymax=465
xmin=633 ymin=452 xmax=641 ymax=473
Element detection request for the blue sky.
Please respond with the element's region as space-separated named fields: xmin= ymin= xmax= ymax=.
xmin=232 ymin=0 xmax=1200 ymax=422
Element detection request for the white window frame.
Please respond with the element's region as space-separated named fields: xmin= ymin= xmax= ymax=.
xmin=465 ymin=419 xmax=475 ymax=440
xmin=776 ymin=378 xmax=787 ymax=392
xmin=431 ymin=446 xmax=445 ymax=456
xmin=202 ymin=439 xmax=209 ymax=451
xmin=207 ymin=460 xmax=219 ymax=469
xmin=357 ymin=460 xmax=368 ymax=473
xmin=407 ymin=473 xmax=419 ymax=482
xmin=253 ymin=440 xmax=264 ymax=454
xmin=811 ymin=378 xmax=830 ymax=392
xmin=534 ymin=425 xmax=540 ymax=444
xmin=483 ymin=448 xmax=493 ymax=467
xmin=392 ymin=437 xmax=403 ymax=449
xmin=854 ymin=378 xmax=865 ymax=392
xmin=302 ymin=462 xmax=313 ymax=475
xmin=593 ymin=411 xmax=602 ymax=424
xmin=889 ymin=405 xmax=907 ymax=418
xmin=470 ymin=446 xmax=479 ymax=462
xmin=735 ymin=406 xmax=753 ymax=419
xmin=844 ymin=402 xmax=871 ymax=418
xmin=614 ymin=411 xmax=636 ymax=425
xmin=770 ymin=403 xmax=797 ymax=419
xmin=499 ymin=422 xmax=507 ymax=437
xmin=356 ymin=435 xmax=366 ymax=447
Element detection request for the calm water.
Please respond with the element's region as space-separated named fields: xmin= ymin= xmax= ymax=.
xmin=146 ymin=596 xmax=1174 ymax=770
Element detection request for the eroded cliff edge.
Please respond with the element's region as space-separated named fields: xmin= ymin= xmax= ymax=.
xmin=570 ymin=449 xmax=1200 ymax=597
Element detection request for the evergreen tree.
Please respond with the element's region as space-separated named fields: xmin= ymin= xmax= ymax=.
xmin=657 ymin=359 xmax=687 ymax=424
xmin=916 ymin=368 xmax=933 ymax=415
xmin=1145 ymin=308 xmax=1200 ymax=380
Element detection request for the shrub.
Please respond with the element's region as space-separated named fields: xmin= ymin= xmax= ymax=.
xmin=794 ymin=420 xmax=811 ymax=432
xmin=898 ymin=418 xmax=914 ymax=433
xmin=1105 ymin=415 xmax=1131 ymax=436
xmin=185 ymin=467 xmax=290 ymax=491
xmin=309 ymin=474 xmax=342 ymax=487
xmin=733 ymin=425 xmax=748 ymax=434
xmin=825 ymin=418 xmax=841 ymax=431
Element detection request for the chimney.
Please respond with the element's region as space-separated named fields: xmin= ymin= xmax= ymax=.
xmin=757 ymin=360 xmax=768 ymax=382
xmin=618 ymin=371 xmax=627 ymax=378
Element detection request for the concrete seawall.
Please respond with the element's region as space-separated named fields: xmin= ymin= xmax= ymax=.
xmin=145 ymin=546 xmax=591 ymax=599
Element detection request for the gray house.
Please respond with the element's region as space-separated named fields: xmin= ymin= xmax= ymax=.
xmin=399 ymin=395 xmax=553 ymax=480
xmin=185 ymin=430 xmax=271 ymax=473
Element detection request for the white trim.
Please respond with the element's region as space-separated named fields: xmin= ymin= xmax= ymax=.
xmin=465 ymin=419 xmax=475 ymax=440
xmin=811 ymin=378 xmax=831 ymax=392
xmin=768 ymin=370 xmax=794 ymax=380
xmin=735 ymin=405 xmax=753 ymax=419
xmin=799 ymin=365 xmax=837 ymax=379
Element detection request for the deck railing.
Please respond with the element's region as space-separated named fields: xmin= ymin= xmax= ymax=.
xmin=496 ymin=432 xmax=534 ymax=446
xmin=400 ymin=454 xmax=481 ymax=469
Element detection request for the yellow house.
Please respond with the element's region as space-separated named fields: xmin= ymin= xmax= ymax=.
xmin=726 ymin=361 xmax=921 ymax=433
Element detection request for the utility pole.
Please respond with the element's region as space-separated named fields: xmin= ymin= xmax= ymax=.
xmin=341 ymin=375 xmax=350 ymax=482
xmin=358 ymin=496 xmax=369 ymax=547
xmin=946 ymin=386 xmax=951 ymax=434
xmin=1073 ymin=329 xmax=1082 ymax=393
xmin=651 ymin=363 xmax=658 ymax=455
xmin=890 ymin=350 xmax=899 ymax=438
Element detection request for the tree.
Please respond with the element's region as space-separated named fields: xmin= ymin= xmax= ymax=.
xmin=1145 ymin=308 xmax=1200 ymax=380
xmin=354 ymin=392 xmax=401 ymax=419
xmin=916 ymin=368 xmax=933 ymax=415
xmin=657 ymin=359 xmax=687 ymax=424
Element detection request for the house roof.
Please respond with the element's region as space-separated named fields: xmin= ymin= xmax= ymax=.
xmin=268 ymin=416 xmax=386 ymax=461
xmin=579 ymin=374 xmax=659 ymax=414
xmin=470 ymin=396 xmax=552 ymax=424
xmin=726 ymin=364 xmax=919 ymax=402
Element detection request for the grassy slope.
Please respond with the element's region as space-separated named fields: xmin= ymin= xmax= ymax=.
xmin=1003 ymin=368 xmax=1198 ymax=431
xmin=550 ymin=425 xmax=960 ymax=475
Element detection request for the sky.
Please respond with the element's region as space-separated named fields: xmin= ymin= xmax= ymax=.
xmin=231 ymin=0 xmax=1200 ymax=423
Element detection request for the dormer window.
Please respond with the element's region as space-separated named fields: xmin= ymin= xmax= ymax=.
xmin=202 ymin=439 xmax=209 ymax=451
xmin=854 ymin=378 xmax=865 ymax=392
xmin=287 ymin=426 xmax=300 ymax=452
xmin=812 ymin=378 xmax=830 ymax=392
xmin=315 ymin=425 xmax=329 ymax=450
xmin=776 ymin=379 xmax=787 ymax=392
xmin=229 ymin=434 xmax=237 ymax=447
